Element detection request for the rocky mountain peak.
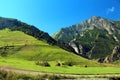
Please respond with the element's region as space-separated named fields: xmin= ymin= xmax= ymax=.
xmin=88 ymin=16 xmax=109 ymax=22
xmin=80 ymin=16 xmax=118 ymax=34
xmin=90 ymin=16 xmax=102 ymax=21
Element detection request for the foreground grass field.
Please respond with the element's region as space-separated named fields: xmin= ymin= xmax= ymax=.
xmin=0 ymin=57 xmax=120 ymax=75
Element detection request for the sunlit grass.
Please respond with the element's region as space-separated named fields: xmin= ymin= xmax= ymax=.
xmin=0 ymin=57 xmax=120 ymax=74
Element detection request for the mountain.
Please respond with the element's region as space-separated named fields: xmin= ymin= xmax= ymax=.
xmin=0 ymin=17 xmax=56 ymax=44
xmin=0 ymin=17 xmax=75 ymax=53
xmin=52 ymin=16 xmax=120 ymax=59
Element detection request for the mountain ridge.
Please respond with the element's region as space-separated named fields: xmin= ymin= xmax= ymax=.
xmin=53 ymin=16 xmax=120 ymax=42
xmin=0 ymin=16 xmax=76 ymax=53
xmin=0 ymin=17 xmax=56 ymax=44
xmin=52 ymin=16 xmax=120 ymax=60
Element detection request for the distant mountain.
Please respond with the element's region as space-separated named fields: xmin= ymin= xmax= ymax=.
xmin=52 ymin=16 xmax=120 ymax=59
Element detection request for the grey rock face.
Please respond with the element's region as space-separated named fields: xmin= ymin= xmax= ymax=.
xmin=69 ymin=42 xmax=83 ymax=54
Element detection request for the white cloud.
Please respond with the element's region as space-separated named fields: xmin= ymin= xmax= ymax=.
xmin=107 ymin=7 xmax=115 ymax=14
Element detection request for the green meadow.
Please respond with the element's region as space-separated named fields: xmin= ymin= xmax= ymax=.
xmin=0 ymin=57 xmax=120 ymax=74
xmin=0 ymin=29 xmax=120 ymax=75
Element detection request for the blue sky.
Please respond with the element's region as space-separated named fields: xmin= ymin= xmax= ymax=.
xmin=0 ymin=0 xmax=120 ymax=35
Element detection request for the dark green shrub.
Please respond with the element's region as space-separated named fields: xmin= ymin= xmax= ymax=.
xmin=35 ymin=61 xmax=50 ymax=67
xmin=56 ymin=62 xmax=61 ymax=66
xmin=62 ymin=61 xmax=74 ymax=66
xmin=84 ymin=65 xmax=88 ymax=68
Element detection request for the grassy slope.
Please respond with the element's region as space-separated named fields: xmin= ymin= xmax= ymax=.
xmin=0 ymin=29 xmax=120 ymax=74
xmin=0 ymin=29 xmax=100 ymax=66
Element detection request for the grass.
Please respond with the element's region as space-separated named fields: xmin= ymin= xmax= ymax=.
xmin=0 ymin=29 xmax=120 ymax=75
xmin=112 ymin=60 xmax=120 ymax=65
xmin=0 ymin=57 xmax=120 ymax=75
xmin=0 ymin=69 xmax=75 ymax=80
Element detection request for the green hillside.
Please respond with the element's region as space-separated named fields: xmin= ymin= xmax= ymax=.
xmin=0 ymin=17 xmax=56 ymax=45
xmin=0 ymin=29 xmax=119 ymax=75
xmin=0 ymin=29 xmax=101 ymax=67
xmin=0 ymin=17 xmax=75 ymax=54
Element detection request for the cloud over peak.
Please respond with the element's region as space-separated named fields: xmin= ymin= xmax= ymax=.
xmin=107 ymin=7 xmax=115 ymax=14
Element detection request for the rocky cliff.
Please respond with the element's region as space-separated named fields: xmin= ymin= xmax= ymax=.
xmin=104 ymin=45 xmax=120 ymax=63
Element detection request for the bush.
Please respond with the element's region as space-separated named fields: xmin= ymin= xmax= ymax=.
xmin=84 ymin=65 xmax=88 ymax=68
xmin=62 ymin=61 xmax=74 ymax=66
xmin=35 ymin=61 xmax=50 ymax=67
xmin=56 ymin=62 xmax=61 ymax=66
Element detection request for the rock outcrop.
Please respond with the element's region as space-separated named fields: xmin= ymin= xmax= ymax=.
xmin=104 ymin=45 xmax=120 ymax=63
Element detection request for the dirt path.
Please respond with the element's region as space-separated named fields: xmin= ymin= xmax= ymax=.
xmin=0 ymin=66 xmax=120 ymax=78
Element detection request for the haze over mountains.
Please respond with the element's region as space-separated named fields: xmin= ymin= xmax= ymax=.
xmin=53 ymin=16 xmax=120 ymax=62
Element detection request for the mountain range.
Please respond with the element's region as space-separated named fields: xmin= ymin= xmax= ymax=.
xmin=52 ymin=16 xmax=120 ymax=62
xmin=0 ymin=16 xmax=120 ymax=64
